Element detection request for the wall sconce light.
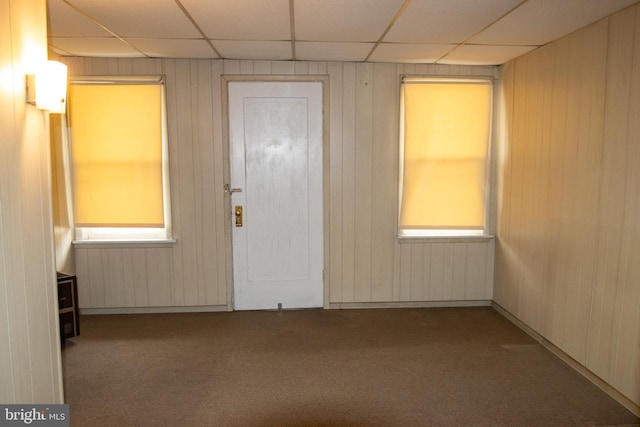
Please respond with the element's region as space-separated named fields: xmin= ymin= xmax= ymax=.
xmin=25 ymin=60 xmax=67 ymax=114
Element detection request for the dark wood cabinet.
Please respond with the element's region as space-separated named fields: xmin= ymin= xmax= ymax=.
xmin=57 ymin=273 xmax=79 ymax=343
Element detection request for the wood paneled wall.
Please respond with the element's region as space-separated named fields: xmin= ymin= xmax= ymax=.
xmin=495 ymin=3 xmax=640 ymax=409
xmin=61 ymin=58 xmax=497 ymax=310
xmin=0 ymin=0 xmax=64 ymax=403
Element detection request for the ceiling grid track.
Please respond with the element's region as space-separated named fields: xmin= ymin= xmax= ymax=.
xmin=289 ymin=0 xmax=296 ymax=61
xmin=364 ymin=0 xmax=412 ymax=62
xmin=434 ymin=0 xmax=530 ymax=64
xmin=174 ymin=0 xmax=223 ymax=58
xmin=61 ymin=0 xmax=149 ymax=57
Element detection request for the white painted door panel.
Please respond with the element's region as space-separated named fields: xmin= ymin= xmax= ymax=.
xmin=229 ymin=81 xmax=323 ymax=310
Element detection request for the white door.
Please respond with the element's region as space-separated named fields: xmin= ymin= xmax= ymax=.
xmin=228 ymin=81 xmax=323 ymax=311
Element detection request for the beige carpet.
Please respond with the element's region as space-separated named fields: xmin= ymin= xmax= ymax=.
xmin=61 ymin=307 xmax=639 ymax=426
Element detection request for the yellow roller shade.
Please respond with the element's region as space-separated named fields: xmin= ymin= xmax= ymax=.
xmin=400 ymin=80 xmax=492 ymax=231
xmin=69 ymin=83 xmax=164 ymax=228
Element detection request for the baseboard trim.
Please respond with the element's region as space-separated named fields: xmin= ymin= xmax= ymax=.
xmin=492 ymin=302 xmax=640 ymax=418
xmin=80 ymin=305 xmax=228 ymax=315
xmin=329 ymin=300 xmax=492 ymax=310
xmin=81 ymin=301 xmax=492 ymax=314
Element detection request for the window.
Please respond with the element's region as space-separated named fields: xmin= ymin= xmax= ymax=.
xmin=398 ymin=77 xmax=493 ymax=238
xmin=68 ymin=76 xmax=171 ymax=241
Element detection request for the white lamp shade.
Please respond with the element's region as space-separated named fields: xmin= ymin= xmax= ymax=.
xmin=35 ymin=61 xmax=67 ymax=113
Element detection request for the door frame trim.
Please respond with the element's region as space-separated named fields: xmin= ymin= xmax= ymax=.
xmin=221 ymin=75 xmax=330 ymax=311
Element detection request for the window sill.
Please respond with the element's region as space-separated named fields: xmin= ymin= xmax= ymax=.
xmin=72 ymin=239 xmax=177 ymax=249
xmin=397 ymin=235 xmax=494 ymax=244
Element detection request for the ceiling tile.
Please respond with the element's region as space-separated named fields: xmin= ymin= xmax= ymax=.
xmin=47 ymin=0 xmax=112 ymax=37
xmin=472 ymin=0 xmax=640 ymax=45
xmin=48 ymin=37 xmax=146 ymax=57
xmin=296 ymin=42 xmax=373 ymax=62
xmin=385 ymin=0 xmax=522 ymax=43
xmin=180 ymin=0 xmax=290 ymax=40
xmin=295 ymin=0 xmax=405 ymax=42
xmin=47 ymin=0 xmax=639 ymax=64
xmin=368 ymin=43 xmax=453 ymax=63
xmin=214 ymin=40 xmax=292 ymax=61
xmin=62 ymin=0 xmax=201 ymax=38
xmin=127 ymin=39 xmax=218 ymax=59
xmin=438 ymin=44 xmax=538 ymax=65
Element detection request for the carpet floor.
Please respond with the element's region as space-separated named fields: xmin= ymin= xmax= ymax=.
xmin=61 ymin=307 xmax=640 ymax=426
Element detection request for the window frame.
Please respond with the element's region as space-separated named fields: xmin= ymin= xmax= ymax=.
xmin=397 ymin=75 xmax=495 ymax=241
xmin=67 ymin=75 xmax=173 ymax=243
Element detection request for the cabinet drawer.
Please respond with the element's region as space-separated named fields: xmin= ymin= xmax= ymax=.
xmin=59 ymin=311 xmax=76 ymax=340
xmin=58 ymin=280 xmax=74 ymax=309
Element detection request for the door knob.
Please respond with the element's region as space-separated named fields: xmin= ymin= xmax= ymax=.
xmin=235 ymin=206 xmax=243 ymax=227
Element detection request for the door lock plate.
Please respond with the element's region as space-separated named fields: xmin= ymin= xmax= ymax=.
xmin=235 ymin=206 xmax=243 ymax=227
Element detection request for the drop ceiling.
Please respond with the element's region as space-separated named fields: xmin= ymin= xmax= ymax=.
xmin=47 ymin=0 xmax=640 ymax=65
